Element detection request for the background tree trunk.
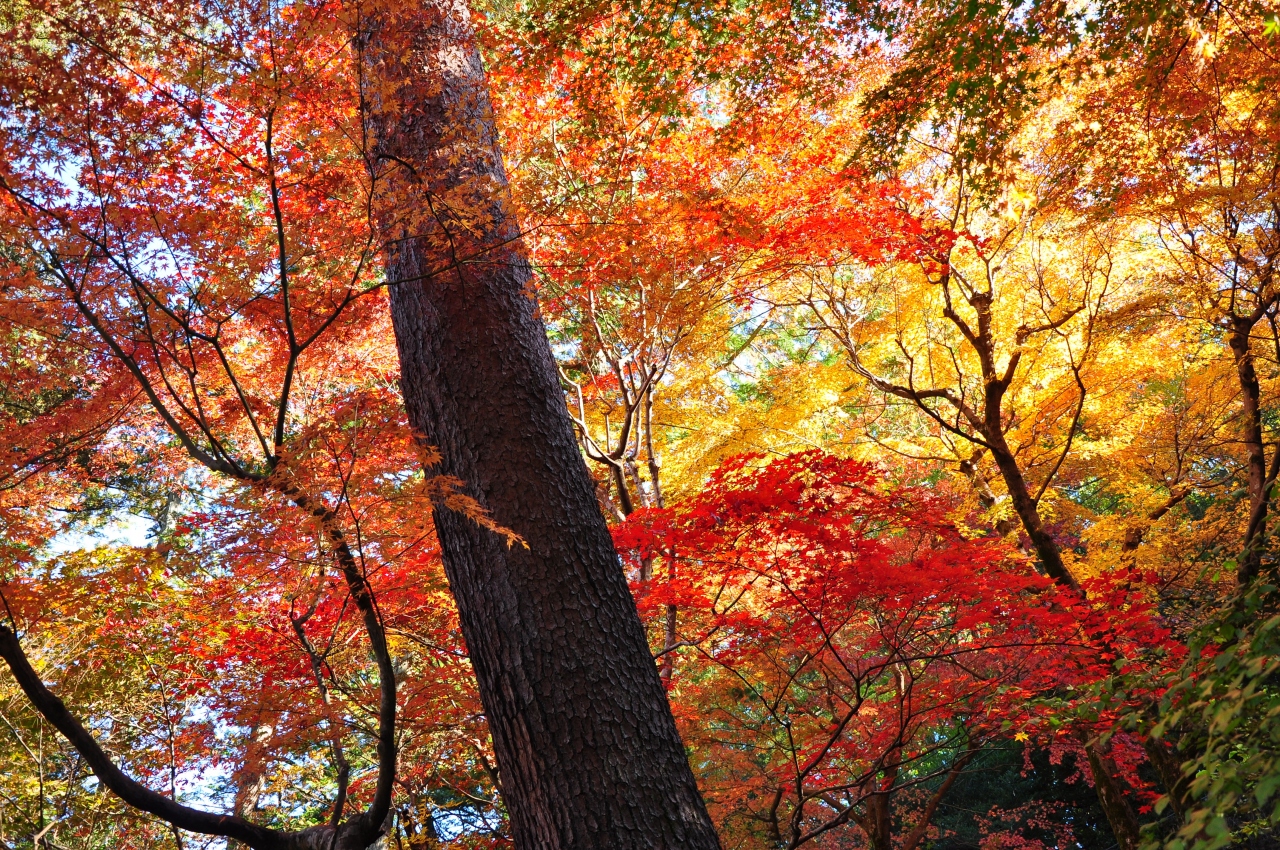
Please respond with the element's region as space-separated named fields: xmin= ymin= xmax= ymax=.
xmin=358 ymin=2 xmax=722 ymax=848
xmin=1083 ymin=737 xmax=1143 ymax=850
xmin=1229 ymin=315 xmax=1271 ymax=585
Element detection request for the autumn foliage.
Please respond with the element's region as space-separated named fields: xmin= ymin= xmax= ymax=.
xmin=0 ymin=0 xmax=1275 ymax=849
xmin=613 ymin=451 xmax=1181 ymax=849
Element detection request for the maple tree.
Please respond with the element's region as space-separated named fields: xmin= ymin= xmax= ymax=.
xmin=0 ymin=0 xmax=1276 ymax=849
xmin=611 ymin=450 xmax=1150 ymax=850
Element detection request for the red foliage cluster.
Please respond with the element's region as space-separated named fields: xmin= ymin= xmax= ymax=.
xmin=614 ymin=451 xmax=1181 ymax=848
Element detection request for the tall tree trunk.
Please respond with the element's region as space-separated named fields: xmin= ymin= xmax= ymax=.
xmin=1230 ymin=316 xmax=1270 ymax=585
xmin=856 ymin=792 xmax=893 ymax=850
xmin=358 ymin=2 xmax=721 ymax=848
xmin=1142 ymin=734 xmax=1190 ymax=819
xmin=850 ymin=744 xmax=900 ymax=850
xmin=980 ymin=433 xmax=1140 ymax=850
xmin=1084 ymin=737 xmax=1143 ymax=850
xmin=984 ymin=431 xmax=1083 ymax=593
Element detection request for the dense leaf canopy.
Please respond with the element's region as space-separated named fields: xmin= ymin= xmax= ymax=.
xmin=0 ymin=0 xmax=1275 ymax=848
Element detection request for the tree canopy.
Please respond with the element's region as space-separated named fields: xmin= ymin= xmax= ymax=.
xmin=0 ymin=0 xmax=1276 ymax=848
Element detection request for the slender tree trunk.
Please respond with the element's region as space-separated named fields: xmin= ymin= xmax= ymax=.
xmin=984 ymin=432 xmax=1082 ymax=592
xmin=958 ymin=450 xmax=1018 ymax=537
xmin=1230 ymin=317 xmax=1269 ymax=585
xmin=980 ymin=434 xmax=1140 ymax=850
xmin=1084 ymin=738 xmax=1143 ymax=850
xmin=611 ymin=461 xmax=637 ymax=516
xmin=661 ymin=602 xmax=678 ymax=683
xmin=899 ymin=752 xmax=972 ymax=850
xmin=358 ymin=2 xmax=720 ymax=848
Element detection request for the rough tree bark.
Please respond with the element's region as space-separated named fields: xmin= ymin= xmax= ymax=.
xmin=357 ymin=2 xmax=722 ymax=848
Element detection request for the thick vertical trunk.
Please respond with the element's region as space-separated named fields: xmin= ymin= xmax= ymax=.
xmin=226 ymin=718 xmax=273 ymax=850
xmin=233 ymin=719 xmax=273 ymax=820
xmin=851 ymin=747 xmax=899 ymax=850
xmin=359 ymin=2 xmax=721 ymax=848
xmin=1142 ymin=734 xmax=1190 ymax=819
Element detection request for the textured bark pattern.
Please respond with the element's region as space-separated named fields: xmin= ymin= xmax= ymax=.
xmin=359 ymin=2 xmax=721 ymax=848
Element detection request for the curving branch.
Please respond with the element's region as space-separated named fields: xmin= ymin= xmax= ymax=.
xmin=0 ymin=624 xmax=385 ymax=850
